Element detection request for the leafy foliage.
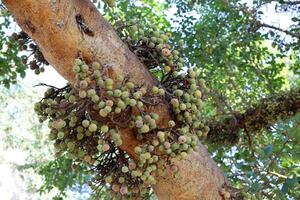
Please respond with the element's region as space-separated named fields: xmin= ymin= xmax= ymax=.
xmin=0 ymin=10 xmax=27 ymax=87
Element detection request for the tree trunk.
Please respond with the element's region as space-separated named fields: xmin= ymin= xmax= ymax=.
xmin=3 ymin=0 xmax=227 ymax=199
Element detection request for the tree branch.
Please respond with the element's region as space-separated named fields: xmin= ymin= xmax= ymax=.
xmin=257 ymin=22 xmax=300 ymax=39
xmin=3 ymin=0 xmax=227 ymax=199
xmin=208 ymin=88 xmax=300 ymax=144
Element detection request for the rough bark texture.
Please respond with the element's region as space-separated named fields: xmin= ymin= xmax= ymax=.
xmin=3 ymin=0 xmax=227 ymax=199
xmin=208 ymin=88 xmax=300 ymax=145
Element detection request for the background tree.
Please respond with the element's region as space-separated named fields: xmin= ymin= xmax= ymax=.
xmin=0 ymin=0 xmax=299 ymax=199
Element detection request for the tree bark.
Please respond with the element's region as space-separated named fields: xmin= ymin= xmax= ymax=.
xmin=208 ymin=88 xmax=300 ymax=145
xmin=3 ymin=0 xmax=227 ymax=199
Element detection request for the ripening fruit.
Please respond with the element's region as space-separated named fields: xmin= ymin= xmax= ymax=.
xmin=121 ymin=166 xmax=129 ymax=173
xmin=117 ymin=100 xmax=126 ymax=110
xmin=178 ymin=135 xmax=186 ymax=144
xmin=114 ymin=107 xmax=121 ymax=114
xmin=101 ymin=125 xmax=109 ymax=133
xmin=99 ymin=109 xmax=108 ymax=117
xmin=134 ymin=146 xmax=142 ymax=154
xmin=168 ymin=120 xmax=176 ymax=128
xmin=118 ymin=177 xmax=125 ymax=184
xmin=171 ymin=98 xmax=179 ymax=108
xmin=114 ymin=139 xmax=122 ymax=146
xmin=158 ymin=88 xmax=165 ymax=96
xmin=204 ymin=126 xmax=210 ymax=133
xmin=157 ymin=131 xmax=165 ymax=140
xmin=194 ymin=90 xmax=202 ymax=98
xmin=82 ymin=120 xmax=90 ymax=128
xmin=120 ymin=186 xmax=128 ymax=195
xmin=87 ymin=89 xmax=96 ymax=97
xmin=137 ymin=101 xmax=143 ymax=108
xmin=148 ymin=145 xmax=155 ymax=152
xmin=105 ymin=78 xmax=113 ymax=87
xmin=116 ymin=74 xmax=124 ymax=82
xmin=114 ymin=89 xmax=122 ymax=97
xmin=52 ymin=119 xmax=66 ymax=130
xmin=105 ymin=100 xmax=114 ymax=107
xmin=162 ymin=48 xmax=171 ymax=57
xmin=149 ymin=119 xmax=157 ymax=129
xmin=175 ymin=89 xmax=183 ymax=97
xmin=92 ymin=62 xmax=100 ymax=70
xmin=148 ymin=42 xmax=155 ymax=48
xmin=102 ymin=143 xmax=110 ymax=151
xmin=196 ymin=130 xmax=203 ymax=137
xmin=133 ymin=92 xmax=141 ymax=99
xmin=105 ymin=91 xmax=113 ymax=97
xmin=91 ymin=95 xmax=100 ymax=103
xmin=152 ymin=139 xmax=159 ymax=147
xmin=164 ymin=65 xmax=171 ymax=72
xmin=126 ymin=82 xmax=135 ymax=89
xmin=97 ymin=79 xmax=104 ymax=87
xmin=129 ymin=99 xmax=137 ymax=107
xmin=79 ymin=90 xmax=87 ymax=98
xmin=121 ymin=91 xmax=129 ymax=99
xmin=76 ymin=126 xmax=84 ymax=133
xmin=150 ymin=113 xmax=159 ymax=120
xmin=88 ymin=123 xmax=97 ymax=132
xmin=74 ymin=58 xmax=82 ymax=66
xmin=156 ymin=44 xmax=163 ymax=50
xmin=80 ymin=80 xmax=88 ymax=89
xmin=112 ymin=184 xmax=120 ymax=192
xmin=104 ymin=105 xmax=112 ymax=113
xmin=131 ymin=25 xmax=138 ymax=33
xmin=105 ymin=176 xmax=113 ymax=184
xmin=190 ymin=84 xmax=197 ymax=91
xmin=180 ymin=152 xmax=188 ymax=159
xmin=77 ymin=133 xmax=84 ymax=140
xmin=57 ymin=131 xmax=64 ymax=139
xmin=93 ymin=69 xmax=101 ymax=78
xmin=144 ymin=115 xmax=151 ymax=121
xmin=81 ymin=64 xmax=89 ymax=72
xmin=67 ymin=142 xmax=75 ymax=151
xmin=180 ymin=103 xmax=187 ymax=111
xmin=135 ymin=120 xmax=143 ymax=128
xmin=164 ymin=141 xmax=171 ymax=149
xmin=106 ymin=0 xmax=116 ymax=7
xmin=140 ymin=124 xmax=150 ymax=133
xmin=189 ymin=70 xmax=196 ymax=78
xmin=68 ymin=95 xmax=76 ymax=103
xmin=152 ymin=86 xmax=159 ymax=94
xmin=144 ymin=152 xmax=151 ymax=160
xmin=98 ymin=101 xmax=106 ymax=109
xmin=72 ymin=65 xmax=80 ymax=73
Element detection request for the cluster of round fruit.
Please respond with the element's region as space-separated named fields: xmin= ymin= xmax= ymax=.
xmin=34 ymin=59 xmax=164 ymax=198
xmin=9 ymin=31 xmax=49 ymax=74
xmin=35 ymin=54 xmax=208 ymax=198
xmin=31 ymin=11 xmax=211 ymax=197
xmin=113 ymin=17 xmax=185 ymax=83
xmin=168 ymin=68 xmax=211 ymax=138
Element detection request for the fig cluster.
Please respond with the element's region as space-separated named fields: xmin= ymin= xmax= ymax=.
xmin=34 ymin=18 xmax=210 ymax=199
xmin=9 ymin=31 xmax=49 ymax=74
xmin=113 ymin=17 xmax=185 ymax=85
